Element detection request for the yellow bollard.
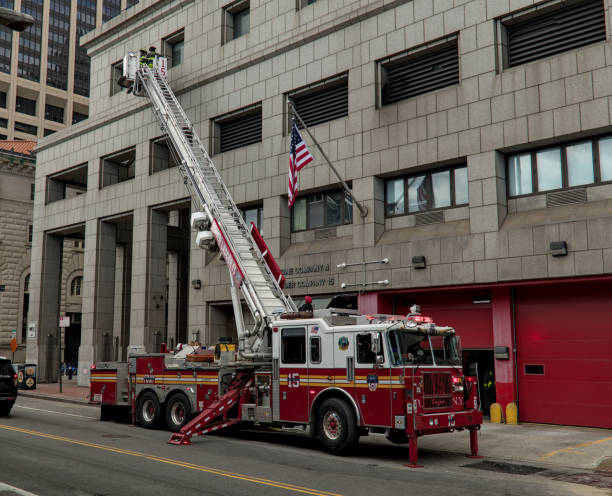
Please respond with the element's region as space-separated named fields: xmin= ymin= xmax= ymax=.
xmin=506 ymin=402 xmax=518 ymax=425
xmin=490 ymin=402 xmax=502 ymax=423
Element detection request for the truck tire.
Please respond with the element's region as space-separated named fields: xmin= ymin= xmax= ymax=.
xmin=138 ymin=392 xmax=162 ymax=429
xmin=0 ymin=404 xmax=12 ymax=416
xmin=166 ymin=394 xmax=191 ymax=432
xmin=317 ymin=398 xmax=358 ymax=455
xmin=100 ymin=404 xmax=115 ymax=421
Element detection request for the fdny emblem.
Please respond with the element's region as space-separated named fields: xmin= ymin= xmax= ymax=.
xmin=367 ymin=374 xmax=379 ymax=392
xmin=338 ymin=336 xmax=349 ymax=350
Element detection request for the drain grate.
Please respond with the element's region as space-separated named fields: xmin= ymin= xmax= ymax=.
xmin=463 ymin=460 xmax=547 ymax=475
xmin=554 ymin=473 xmax=612 ymax=489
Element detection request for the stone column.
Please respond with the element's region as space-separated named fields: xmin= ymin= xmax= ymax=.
xmin=33 ymin=232 xmax=63 ymax=382
xmin=263 ymin=195 xmax=290 ymax=258
xmin=351 ymin=176 xmax=384 ymax=249
xmin=491 ymin=287 xmax=517 ymax=411
xmin=77 ymin=219 xmax=97 ymax=386
xmin=167 ymin=251 xmax=178 ymax=348
xmin=112 ymin=244 xmax=125 ymax=361
xmin=146 ymin=209 xmax=168 ymax=352
xmin=94 ymin=220 xmax=117 ymax=362
xmin=468 ymin=151 xmax=507 ymax=234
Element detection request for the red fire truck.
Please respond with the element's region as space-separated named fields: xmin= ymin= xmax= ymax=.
xmin=89 ymin=54 xmax=483 ymax=466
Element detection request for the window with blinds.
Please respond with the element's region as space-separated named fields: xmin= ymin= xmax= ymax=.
xmin=288 ymin=74 xmax=348 ymax=129
xmin=503 ymin=0 xmax=605 ymax=68
xmin=380 ymin=38 xmax=459 ymax=106
xmin=214 ymin=105 xmax=262 ymax=154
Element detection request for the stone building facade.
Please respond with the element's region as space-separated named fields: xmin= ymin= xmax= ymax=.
xmin=31 ymin=0 xmax=612 ymax=427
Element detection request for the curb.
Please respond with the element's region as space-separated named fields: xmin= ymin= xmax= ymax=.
xmin=18 ymin=391 xmax=92 ymax=406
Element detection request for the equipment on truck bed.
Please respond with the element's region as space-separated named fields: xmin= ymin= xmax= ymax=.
xmin=89 ymin=54 xmax=483 ymax=466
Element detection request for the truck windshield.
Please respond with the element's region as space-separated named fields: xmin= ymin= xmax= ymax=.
xmin=387 ymin=330 xmax=461 ymax=366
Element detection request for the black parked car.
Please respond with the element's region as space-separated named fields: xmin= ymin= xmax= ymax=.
xmin=0 ymin=357 xmax=18 ymax=416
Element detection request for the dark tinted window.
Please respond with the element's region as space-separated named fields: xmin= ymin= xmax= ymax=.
xmin=102 ymin=0 xmax=121 ymax=22
xmin=0 ymin=1 xmax=13 ymax=75
xmin=74 ymin=0 xmax=96 ymax=97
xmin=18 ymin=1 xmax=43 ymax=82
xmin=47 ymin=0 xmax=71 ymax=90
xmin=281 ymin=328 xmax=306 ymax=364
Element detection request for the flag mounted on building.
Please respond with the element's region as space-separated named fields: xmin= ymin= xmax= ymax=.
xmin=288 ymin=120 xmax=313 ymax=208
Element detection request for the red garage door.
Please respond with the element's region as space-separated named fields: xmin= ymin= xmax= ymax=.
xmin=396 ymin=291 xmax=493 ymax=349
xmin=516 ymin=282 xmax=612 ymax=428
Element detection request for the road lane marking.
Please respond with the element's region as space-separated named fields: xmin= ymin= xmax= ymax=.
xmin=0 ymin=482 xmax=39 ymax=495
xmin=0 ymin=424 xmax=341 ymax=496
xmin=14 ymin=405 xmax=98 ymax=419
xmin=539 ymin=436 xmax=612 ymax=460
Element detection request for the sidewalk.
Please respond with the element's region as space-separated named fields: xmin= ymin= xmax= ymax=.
xmin=18 ymin=380 xmax=90 ymax=405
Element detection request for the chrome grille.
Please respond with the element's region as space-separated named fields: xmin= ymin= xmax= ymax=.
xmin=423 ymin=372 xmax=452 ymax=410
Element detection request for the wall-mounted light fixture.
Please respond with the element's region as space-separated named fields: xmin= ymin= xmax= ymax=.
xmin=412 ymin=255 xmax=426 ymax=269
xmin=550 ymin=241 xmax=568 ymax=257
xmin=191 ymin=279 xmax=202 ymax=289
xmin=336 ymin=258 xmax=390 ymax=293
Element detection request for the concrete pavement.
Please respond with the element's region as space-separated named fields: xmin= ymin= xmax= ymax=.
xmin=18 ymin=382 xmax=612 ymax=478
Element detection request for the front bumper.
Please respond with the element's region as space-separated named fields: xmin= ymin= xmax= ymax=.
xmin=414 ymin=409 xmax=482 ymax=432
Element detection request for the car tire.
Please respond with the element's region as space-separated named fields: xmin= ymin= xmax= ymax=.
xmin=0 ymin=403 xmax=13 ymax=417
xmin=137 ymin=392 xmax=162 ymax=429
xmin=317 ymin=398 xmax=358 ymax=455
xmin=165 ymin=394 xmax=191 ymax=432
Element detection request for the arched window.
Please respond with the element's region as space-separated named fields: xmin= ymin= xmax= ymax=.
xmin=70 ymin=276 xmax=82 ymax=296
xmin=24 ymin=274 xmax=30 ymax=293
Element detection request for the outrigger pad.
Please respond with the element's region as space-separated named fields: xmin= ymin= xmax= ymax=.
xmin=166 ymin=372 xmax=253 ymax=446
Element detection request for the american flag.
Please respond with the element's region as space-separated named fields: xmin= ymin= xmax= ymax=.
xmin=288 ymin=121 xmax=313 ymax=208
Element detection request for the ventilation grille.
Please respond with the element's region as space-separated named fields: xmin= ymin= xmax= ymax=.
xmin=219 ymin=108 xmax=262 ymax=153
xmin=314 ymin=227 xmax=336 ymax=240
xmin=292 ymin=80 xmax=348 ymax=129
xmin=381 ymin=40 xmax=459 ymax=105
xmin=416 ymin=211 xmax=444 ymax=226
xmin=546 ymin=189 xmax=586 ymax=207
xmin=506 ymin=0 xmax=605 ymax=67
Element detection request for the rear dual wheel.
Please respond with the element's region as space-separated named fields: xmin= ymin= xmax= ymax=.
xmin=137 ymin=392 xmax=162 ymax=428
xmin=165 ymin=394 xmax=191 ymax=432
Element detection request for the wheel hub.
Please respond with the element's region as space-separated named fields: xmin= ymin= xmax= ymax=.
xmin=323 ymin=411 xmax=342 ymax=440
xmin=142 ymin=399 xmax=155 ymax=422
xmin=170 ymin=402 xmax=185 ymax=425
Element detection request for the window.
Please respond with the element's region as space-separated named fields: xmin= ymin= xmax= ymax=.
xmin=46 ymin=163 xmax=88 ymax=203
xmin=72 ymin=111 xmax=88 ymax=124
xmin=18 ymin=1 xmax=43 ymax=82
xmin=163 ymin=29 xmax=184 ymax=68
xmin=287 ymin=74 xmax=348 ymax=129
xmin=292 ymin=190 xmax=353 ymax=231
xmin=45 ymin=103 xmax=64 ymax=123
xmin=0 ymin=118 xmax=7 ymax=128
xmin=242 ymin=205 xmax=263 ymax=232
xmin=150 ymin=136 xmax=179 ymax=173
xmin=222 ymin=0 xmax=250 ymax=44
xmin=379 ymin=36 xmax=459 ymax=106
xmin=16 ymin=96 xmax=36 ymax=116
xmin=47 ymin=0 xmax=71 ymax=91
xmin=101 ymin=147 xmax=136 ymax=187
xmin=310 ymin=336 xmax=321 ymax=364
xmin=27 ymin=225 xmax=32 ymax=243
xmin=0 ymin=1 xmax=13 ymax=74
xmin=212 ymin=104 xmax=262 ymax=154
xmin=281 ymin=328 xmax=306 ymax=364
xmin=74 ymin=0 xmax=96 ymax=97
xmin=385 ymin=165 xmax=468 ymax=217
xmin=501 ymin=0 xmax=605 ymax=68
xmin=126 ymin=0 xmax=139 ymax=7
xmin=70 ymin=276 xmax=83 ymax=296
xmin=30 ymin=183 xmax=34 ymax=201
xmin=110 ymin=60 xmax=124 ymax=96
xmin=14 ymin=121 xmax=37 ymax=136
xmin=0 ymin=91 xmax=6 ymax=108
xmin=507 ymin=135 xmax=612 ymax=197
xmin=102 ymin=0 xmax=120 ymax=22
xmin=44 ymin=129 xmax=56 ymax=137
xmin=297 ymin=0 xmax=317 ymax=8
xmin=357 ymin=333 xmax=383 ymax=364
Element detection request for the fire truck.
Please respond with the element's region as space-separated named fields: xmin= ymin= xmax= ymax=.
xmin=90 ymin=53 xmax=483 ymax=466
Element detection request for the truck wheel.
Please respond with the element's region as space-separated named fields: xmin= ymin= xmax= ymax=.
xmin=166 ymin=394 xmax=190 ymax=432
xmin=100 ymin=405 xmax=115 ymax=421
xmin=317 ymin=398 xmax=358 ymax=455
xmin=0 ymin=404 xmax=12 ymax=416
xmin=138 ymin=392 xmax=162 ymax=428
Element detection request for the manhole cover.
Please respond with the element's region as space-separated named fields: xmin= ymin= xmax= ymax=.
xmin=554 ymin=473 xmax=612 ymax=489
xmin=463 ymin=460 xmax=546 ymax=475
xmin=101 ymin=434 xmax=130 ymax=439
xmin=597 ymin=457 xmax=612 ymax=474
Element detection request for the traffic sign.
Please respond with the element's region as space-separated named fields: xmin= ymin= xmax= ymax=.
xmin=59 ymin=316 xmax=70 ymax=328
xmin=10 ymin=338 xmax=17 ymax=353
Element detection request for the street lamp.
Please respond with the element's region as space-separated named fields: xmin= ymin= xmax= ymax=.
xmin=0 ymin=7 xmax=35 ymax=32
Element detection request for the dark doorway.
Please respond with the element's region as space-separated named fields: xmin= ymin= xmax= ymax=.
xmin=462 ymin=349 xmax=495 ymax=415
xmin=64 ymin=312 xmax=81 ymax=364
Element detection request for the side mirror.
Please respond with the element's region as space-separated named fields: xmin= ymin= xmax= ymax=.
xmin=376 ymin=354 xmax=384 ymax=367
xmin=370 ymin=332 xmax=381 ymax=354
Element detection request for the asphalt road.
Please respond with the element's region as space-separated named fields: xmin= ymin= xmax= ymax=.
xmin=0 ymin=396 xmax=604 ymax=496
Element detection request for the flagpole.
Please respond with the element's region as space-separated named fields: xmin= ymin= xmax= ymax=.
xmin=288 ymin=100 xmax=368 ymax=218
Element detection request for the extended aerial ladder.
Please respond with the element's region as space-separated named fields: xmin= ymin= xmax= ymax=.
xmin=122 ymin=53 xmax=296 ymax=359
